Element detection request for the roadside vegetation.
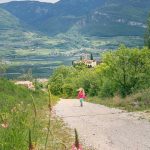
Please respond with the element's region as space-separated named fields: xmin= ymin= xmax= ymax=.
xmin=0 ymin=78 xmax=74 ymax=150
xmin=87 ymin=89 xmax=150 ymax=112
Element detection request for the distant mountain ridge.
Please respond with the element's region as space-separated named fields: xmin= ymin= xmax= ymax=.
xmin=0 ymin=8 xmax=20 ymax=29
xmin=0 ymin=0 xmax=150 ymax=36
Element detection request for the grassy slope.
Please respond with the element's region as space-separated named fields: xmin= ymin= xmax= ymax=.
xmin=0 ymin=78 xmax=74 ymax=150
xmin=87 ymin=89 xmax=150 ymax=112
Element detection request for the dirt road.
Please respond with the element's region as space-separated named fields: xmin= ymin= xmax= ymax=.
xmin=54 ymin=99 xmax=150 ymax=150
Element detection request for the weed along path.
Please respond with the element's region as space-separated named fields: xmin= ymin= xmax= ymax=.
xmin=54 ymin=99 xmax=150 ymax=150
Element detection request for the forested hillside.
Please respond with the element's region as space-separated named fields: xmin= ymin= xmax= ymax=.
xmin=1 ymin=0 xmax=150 ymax=36
xmin=0 ymin=8 xmax=21 ymax=29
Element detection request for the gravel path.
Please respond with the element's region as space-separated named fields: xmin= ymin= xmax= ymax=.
xmin=54 ymin=99 xmax=150 ymax=150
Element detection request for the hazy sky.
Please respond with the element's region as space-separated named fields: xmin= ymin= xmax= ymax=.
xmin=0 ymin=0 xmax=60 ymax=3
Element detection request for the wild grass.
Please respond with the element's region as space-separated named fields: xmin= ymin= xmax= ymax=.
xmin=87 ymin=89 xmax=150 ymax=112
xmin=0 ymin=78 xmax=74 ymax=150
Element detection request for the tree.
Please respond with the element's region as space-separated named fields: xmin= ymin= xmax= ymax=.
xmin=49 ymin=74 xmax=64 ymax=95
xmin=73 ymin=63 xmax=87 ymax=70
xmin=80 ymin=56 xmax=83 ymax=60
xmin=90 ymin=53 xmax=94 ymax=60
xmin=103 ymin=45 xmax=150 ymax=97
xmin=144 ymin=13 xmax=150 ymax=49
xmin=0 ymin=60 xmax=7 ymax=77
xmin=72 ymin=60 xmax=74 ymax=66
xmin=48 ymin=66 xmax=76 ymax=95
xmin=18 ymin=68 xmax=33 ymax=81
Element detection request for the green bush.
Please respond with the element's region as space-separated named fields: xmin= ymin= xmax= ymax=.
xmin=62 ymin=83 xmax=74 ymax=97
xmin=98 ymin=79 xmax=116 ymax=98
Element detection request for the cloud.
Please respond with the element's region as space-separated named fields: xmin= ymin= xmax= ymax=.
xmin=0 ymin=0 xmax=60 ymax=4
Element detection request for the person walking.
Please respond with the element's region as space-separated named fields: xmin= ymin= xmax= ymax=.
xmin=77 ymin=88 xmax=86 ymax=107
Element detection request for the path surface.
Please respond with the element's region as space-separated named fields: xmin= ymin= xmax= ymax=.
xmin=54 ymin=99 xmax=150 ymax=150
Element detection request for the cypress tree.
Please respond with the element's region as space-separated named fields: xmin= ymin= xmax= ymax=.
xmin=144 ymin=13 xmax=150 ymax=49
xmin=90 ymin=53 xmax=94 ymax=60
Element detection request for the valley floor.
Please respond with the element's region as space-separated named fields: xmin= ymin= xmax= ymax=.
xmin=54 ymin=99 xmax=150 ymax=150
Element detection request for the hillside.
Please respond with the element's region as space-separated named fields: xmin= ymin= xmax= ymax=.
xmin=0 ymin=7 xmax=76 ymax=78
xmin=0 ymin=8 xmax=25 ymax=57
xmin=0 ymin=8 xmax=92 ymax=78
xmin=0 ymin=78 xmax=46 ymax=149
xmin=0 ymin=6 xmax=144 ymax=78
xmin=1 ymin=0 xmax=150 ymax=36
xmin=0 ymin=8 xmax=21 ymax=29
xmin=80 ymin=0 xmax=150 ymax=36
xmin=0 ymin=78 xmax=74 ymax=150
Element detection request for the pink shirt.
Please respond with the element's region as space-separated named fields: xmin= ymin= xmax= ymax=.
xmin=78 ymin=91 xmax=85 ymax=99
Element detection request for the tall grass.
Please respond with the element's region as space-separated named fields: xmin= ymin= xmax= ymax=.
xmin=0 ymin=78 xmax=73 ymax=149
xmin=87 ymin=88 xmax=150 ymax=112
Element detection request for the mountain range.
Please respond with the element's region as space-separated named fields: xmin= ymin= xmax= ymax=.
xmin=0 ymin=0 xmax=150 ymax=36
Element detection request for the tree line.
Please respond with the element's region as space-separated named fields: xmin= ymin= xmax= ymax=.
xmin=144 ymin=13 xmax=150 ymax=49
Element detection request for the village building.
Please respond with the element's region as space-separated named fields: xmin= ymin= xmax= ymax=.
xmin=73 ymin=53 xmax=99 ymax=68
xmin=82 ymin=59 xmax=97 ymax=67
xmin=15 ymin=81 xmax=35 ymax=90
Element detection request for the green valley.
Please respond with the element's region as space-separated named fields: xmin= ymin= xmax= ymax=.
xmin=0 ymin=0 xmax=149 ymax=78
xmin=0 ymin=27 xmax=144 ymax=78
